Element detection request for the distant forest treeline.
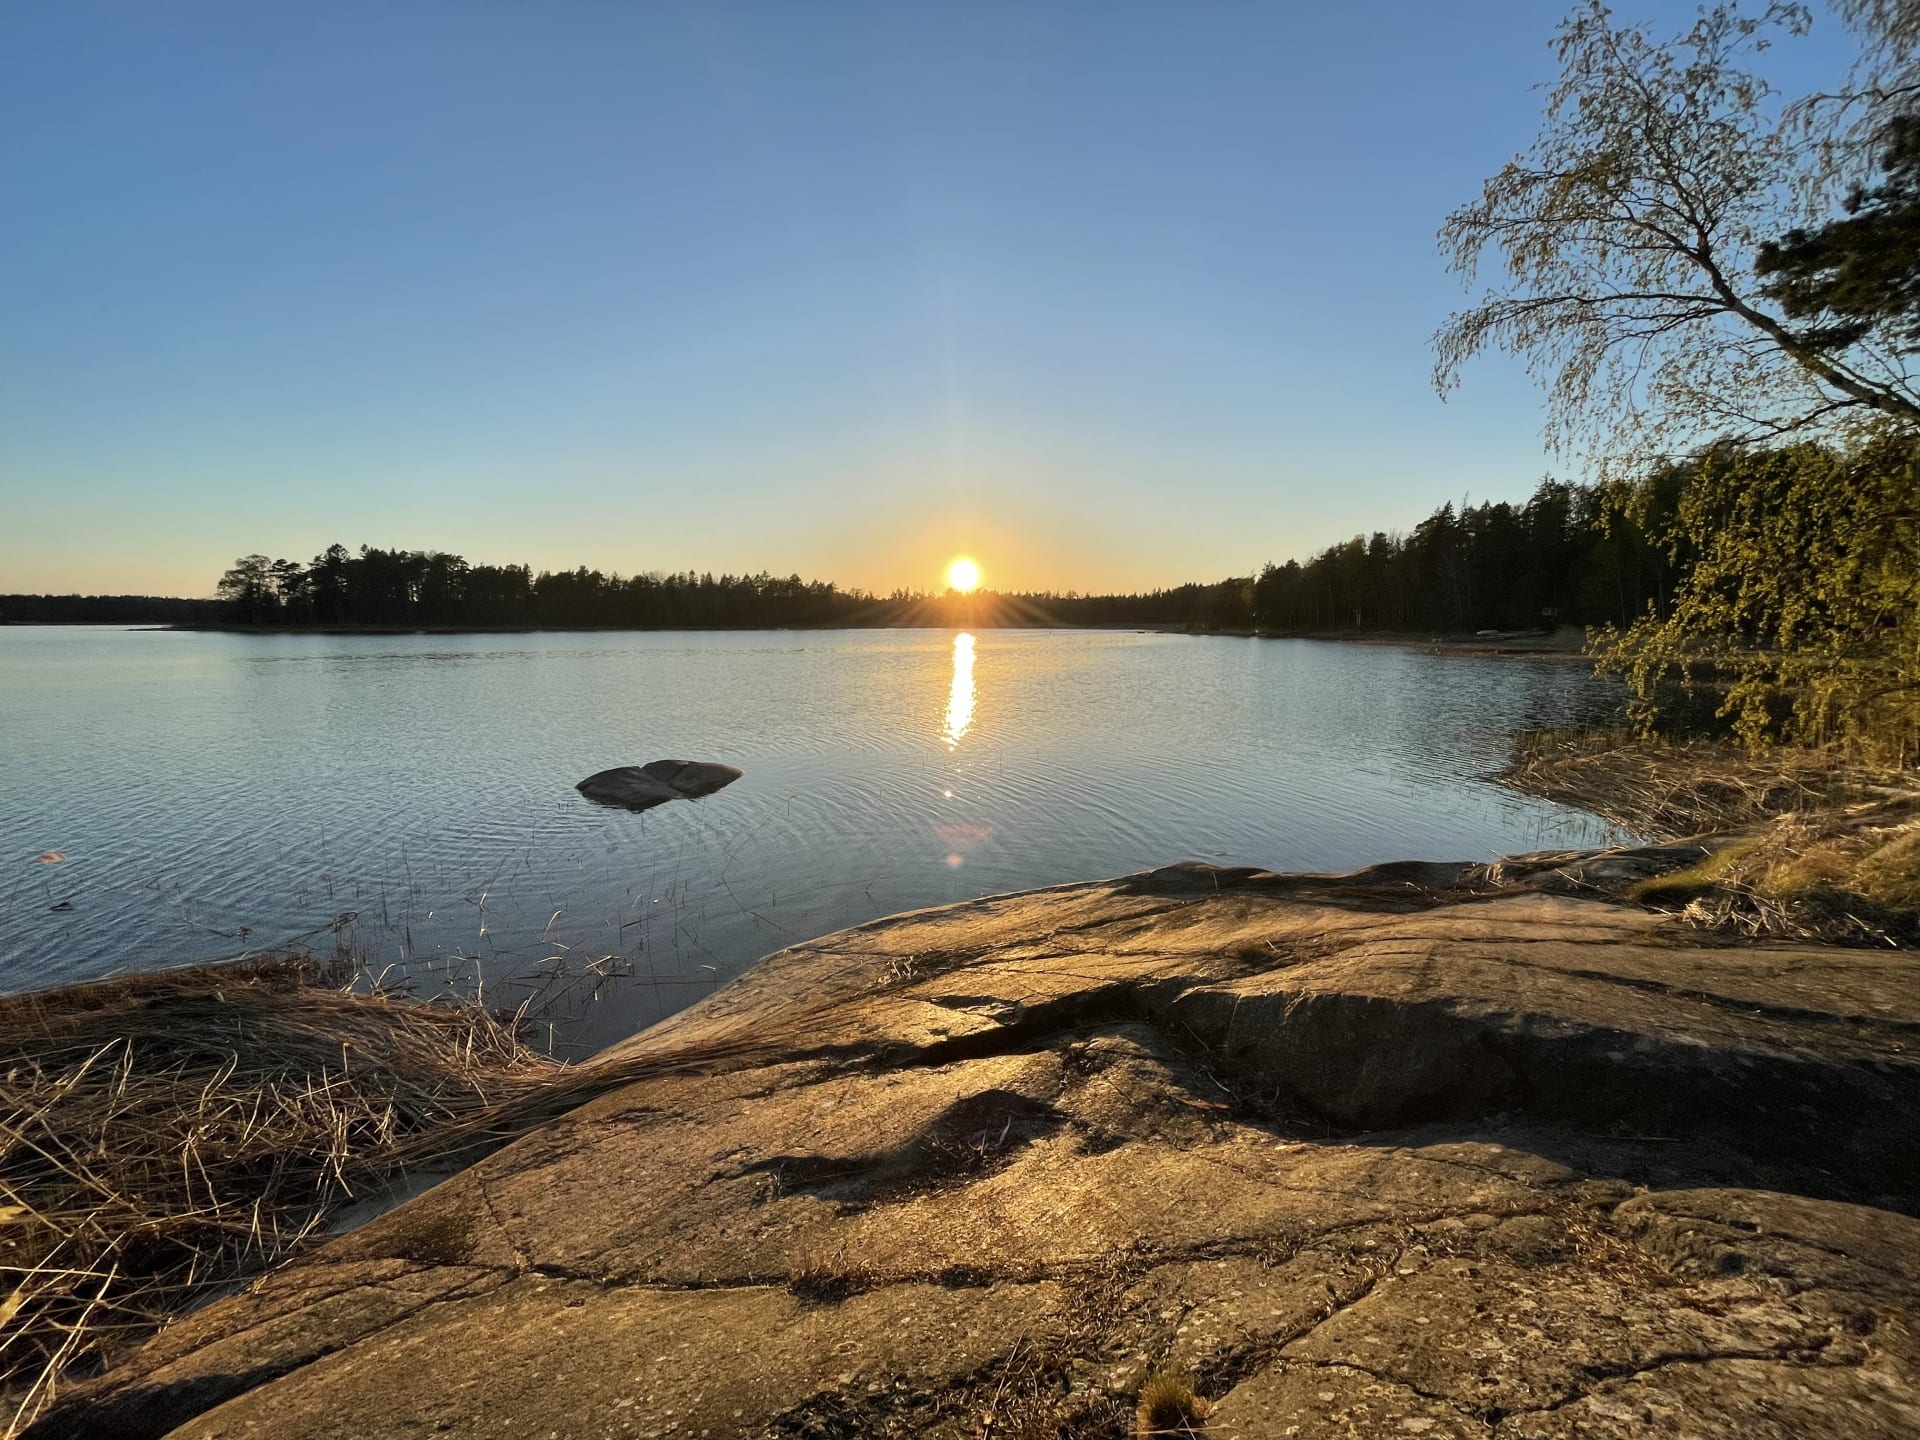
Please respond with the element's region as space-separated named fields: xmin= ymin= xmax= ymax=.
xmin=184 ymin=544 xmax=1236 ymax=631
xmin=189 ymin=474 xmax=1674 ymax=634
xmin=0 ymin=594 xmax=224 ymax=625
xmin=1250 ymin=475 xmax=1675 ymax=634
xmin=4 ymin=472 xmax=1682 ymax=635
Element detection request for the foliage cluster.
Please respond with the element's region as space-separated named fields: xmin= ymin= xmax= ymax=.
xmin=1594 ymin=426 xmax=1919 ymax=755
xmin=1758 ymin=113 xmax=1920 ymax=353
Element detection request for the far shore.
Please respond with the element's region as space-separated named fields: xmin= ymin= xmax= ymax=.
xmin=136 ymin=621 xmax=1595 ymax=658
xmin=149 ymin=620 xmax=1189 ymax=637
xmin=1263 ymin=623 xmax=1592 ymax=658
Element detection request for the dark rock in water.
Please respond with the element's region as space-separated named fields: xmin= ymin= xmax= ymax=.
xmin=575 ymin=760 xmax=742 ymax=811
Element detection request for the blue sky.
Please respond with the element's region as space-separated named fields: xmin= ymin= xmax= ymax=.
xmin=0 ymin=2 xmax=1861 ymax=596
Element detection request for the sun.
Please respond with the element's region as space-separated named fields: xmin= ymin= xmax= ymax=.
xmin=946 ymin=557 xmax=981 ymax=594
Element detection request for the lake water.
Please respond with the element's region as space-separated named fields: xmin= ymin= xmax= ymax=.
xmin=1 ymin=626 xmax=1623 ymax=1052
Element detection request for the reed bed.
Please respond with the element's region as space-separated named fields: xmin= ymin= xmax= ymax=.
xmin=1500 ymin=727 xmax=1896 ymax=838
xmin=0 ymin=956 xmax=559 ymax=1436
xmin=0 ymin=947 xmax=857 ymax=1438
xmin=1504 ymin=728 xmax=1920 ymax=944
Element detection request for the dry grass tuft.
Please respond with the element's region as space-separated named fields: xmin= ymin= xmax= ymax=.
xmin=0 ymin=955 xmax=557 ymax=1436
xmin=1850 ymin=829 xmax=1920 ymax=911
xmin=1133 ymin=1369 xmax=1211 ymax=1437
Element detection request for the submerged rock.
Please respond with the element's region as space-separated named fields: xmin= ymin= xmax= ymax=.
xmin=575 ymin=759 xmax=741 ymax=811
xmin=37 ymin=851 xmax=1920 ymax=1439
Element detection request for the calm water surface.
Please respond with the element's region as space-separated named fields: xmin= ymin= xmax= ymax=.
xmin=1 ymin=627 xmax=1622 ymax=1050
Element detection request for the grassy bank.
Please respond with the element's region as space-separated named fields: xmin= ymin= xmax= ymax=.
xmin=1503 ymin=728 xmax=1920 ymax=944
xmin=0 ymin=957 xmax=560 ymax=1435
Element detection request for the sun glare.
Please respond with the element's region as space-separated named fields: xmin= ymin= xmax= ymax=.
xmin=946 ymin=557 xmax=981 ymax=593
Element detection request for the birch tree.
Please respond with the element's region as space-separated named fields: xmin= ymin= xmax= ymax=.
xmin=1436 ymin=2 xmax=1920 ymax=475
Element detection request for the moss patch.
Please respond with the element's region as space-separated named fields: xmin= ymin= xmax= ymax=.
xmin=1626 ymin=837 xmax=1763 ymax=905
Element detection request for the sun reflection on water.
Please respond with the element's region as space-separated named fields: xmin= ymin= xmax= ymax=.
xmin=942 ymin=632 xmax=975 ymax=748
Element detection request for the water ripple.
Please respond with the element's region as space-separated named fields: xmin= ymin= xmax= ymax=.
xmin=0 ymin=626 xmax=1625 ymax=1045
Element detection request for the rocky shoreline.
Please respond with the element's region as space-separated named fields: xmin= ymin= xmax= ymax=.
xmin=32 ymin=838 xmax=1920 ymax=1439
